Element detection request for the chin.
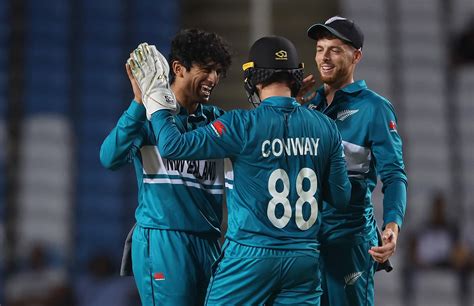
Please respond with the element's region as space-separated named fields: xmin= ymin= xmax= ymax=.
xmin=319 ymin=75 xmax=336 ymax=84
xmin=198 ymin=96 xmax=210 ymax=104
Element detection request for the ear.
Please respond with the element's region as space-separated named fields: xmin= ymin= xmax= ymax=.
xmin=353 ymin=49 xmax=362 ymax=64
xmin=172 ymin=61 xmax=185 ymax=78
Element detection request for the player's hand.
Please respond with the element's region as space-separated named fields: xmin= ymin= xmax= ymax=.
xmin=127 ymin=43 xmax=178 ymax=119
xmin=296 ymin=74 xmax=317 ymax=104
xmin=126 ymin=62 xmax=142 ymax=104
xmin=368 ymin=222 xmax=399 ymax=263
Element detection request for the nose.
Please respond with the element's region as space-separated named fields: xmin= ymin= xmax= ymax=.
xmin=315 ymin=49 xmax=330 ymax=63
xmin=207 ymin=70 xmax=219 ymax=84
xmin=322 ymin=49 xmax=330 ymax=61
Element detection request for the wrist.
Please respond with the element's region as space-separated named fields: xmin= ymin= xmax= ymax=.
xmin=134 ymin=96 xmax=143 ymax=104
xmin=385 ymin=222 xmax=399 ymax=235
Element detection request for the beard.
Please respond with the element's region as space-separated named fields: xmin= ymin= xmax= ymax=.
xmin=317 ymin=64 xmax=351 ymax=87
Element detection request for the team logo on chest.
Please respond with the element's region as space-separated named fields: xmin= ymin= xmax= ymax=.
xmin=336 ymin=109 xmax=359 ymax=121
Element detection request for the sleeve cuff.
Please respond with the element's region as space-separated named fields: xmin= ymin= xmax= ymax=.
xmin=126 ymin=100 xmax=146 ymax=121
xmin=383 ymin=214 xmax=403 ymax=231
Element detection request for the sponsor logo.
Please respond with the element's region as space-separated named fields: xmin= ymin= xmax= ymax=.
xmin=153 ymin=272 xmax=165 ymax=281
xmin=344 ymin=271 xmax=364 ymax=288
xmin=211 ymin=120 xmax=226 ymax=137
xmin=389 ymin=120 xmax=397 ymax=133
xmin=165 ymin=160 xmax=217 ymax=181
xmin=336 ymin=109 xmax=359 ymax=121
xmin=275 ymin=50 xmax=288 ymax=60
xmin=164 ymin=95 xmax=174 ymax=104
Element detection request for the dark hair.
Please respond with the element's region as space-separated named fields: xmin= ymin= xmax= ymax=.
xmin=169 ymin=29 xmax=232 ymax=83
xmin=259 ymin=71 xmax=295 ymax=91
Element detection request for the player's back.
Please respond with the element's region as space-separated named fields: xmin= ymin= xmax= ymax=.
xmin=225 ymin=96 xmax=350 ymax=250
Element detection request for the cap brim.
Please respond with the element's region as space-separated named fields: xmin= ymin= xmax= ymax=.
xmin=307 ymin=23 xmax=353 ymax=45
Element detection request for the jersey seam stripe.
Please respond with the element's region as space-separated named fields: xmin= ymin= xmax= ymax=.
xmin=143 ymin=174 xmax=224 ymax=189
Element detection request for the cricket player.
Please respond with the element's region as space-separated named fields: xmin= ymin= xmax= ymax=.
xmin=128 ymin=35 xmax=351 ymax=304
xmin=300 ymin=16 xmax=408 ymax=306
xmin=99 ymin=29 xmax=231 ymax=305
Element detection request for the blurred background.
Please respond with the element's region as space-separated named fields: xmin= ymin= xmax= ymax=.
xmin=0 ymin=0 xmax=473 ymax=305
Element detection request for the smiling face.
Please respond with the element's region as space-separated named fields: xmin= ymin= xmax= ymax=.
xmin=315 ymin=37 xmax=361 ymax=89
xmin=185 ymin=62 xmax=223 ymax=103
xmin=173 ymin=60 xmax=223 ymax=105
xmin=168 ymin=29 xmax=231 ymax=110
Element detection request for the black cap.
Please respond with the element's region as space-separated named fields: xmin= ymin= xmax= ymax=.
xmin=307 ymin=16 xmax=364 ymax=49
xmin=244 ymin=36 xmax=301 ymax=70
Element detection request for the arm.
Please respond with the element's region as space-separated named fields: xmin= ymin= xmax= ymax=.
xmin=368 ymin=101 xmax=408 ymax=263
xmin=324 ymin=121 xmax=351 ymax=209
xmin=151 ymin=110 xmax=242 ymax=160
xmin=99 ymin=64 xmax=147 ymax=170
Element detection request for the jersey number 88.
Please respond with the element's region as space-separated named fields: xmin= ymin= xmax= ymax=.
xmin=267 ymin=168 xmax=318 ymax=231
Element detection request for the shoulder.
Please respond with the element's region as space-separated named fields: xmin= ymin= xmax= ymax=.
xmin=213 ymin=108 xmax=249 ymax=124
xmin=300 ymin=105 xmax=335 ymax=124
xmin=356 ymin=88 xmax=396 ymax=114
xmin=360 ymin=88 xmax=392 ymax=106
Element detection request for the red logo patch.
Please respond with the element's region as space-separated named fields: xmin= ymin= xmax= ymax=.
xmin=212 ymin=120 xmax=226 ymax=137
xmin=153 ymin=272 xmax=165 ymax=281
xmin=389 ymin=120 xmax=397 ymax=132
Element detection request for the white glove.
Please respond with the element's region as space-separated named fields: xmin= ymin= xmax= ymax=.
xmin=127 ymin=43 xmax=178 ymax=119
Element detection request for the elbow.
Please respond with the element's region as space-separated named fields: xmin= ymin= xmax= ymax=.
xmin=157 ymin=138 xmax=183 ymax=160
xmin=99 ymin=147 xmax=117 ymax=170
xmin=157 ymin=142 xmax=173 ymax=159
xmin=332 ymin=181 xmax=351 ymax=210
xmin=337 ymin=194 xmax=351 ymax=210
xmin=342 ymin=182 xmax=352 ymax=208
xmin=341 ymin=188 xmax=351 ymax=209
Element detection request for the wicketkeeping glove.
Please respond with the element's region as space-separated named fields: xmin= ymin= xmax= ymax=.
xmin=127 ymin=43 xmax=178 ymax=119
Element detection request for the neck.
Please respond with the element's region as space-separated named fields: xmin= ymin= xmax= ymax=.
xmin=258 ymin=83 xmax=292 ymax=101
xmin=324 ymin=76 xmax=354 ymax=106
xmin=171 ymin=82 xmax=199 ymax=114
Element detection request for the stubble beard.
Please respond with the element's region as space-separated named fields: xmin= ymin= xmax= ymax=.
xmin=318 ymin=66 xmax=350 ymax=88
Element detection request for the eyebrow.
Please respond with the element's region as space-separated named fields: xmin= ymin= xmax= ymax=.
xmin=316 ymin=44 xmax=343 ymax=49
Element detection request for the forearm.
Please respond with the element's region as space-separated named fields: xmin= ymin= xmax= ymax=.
xmin=326 ymin=167 xmax=351 ymax=210
xmin=151 ymin=110 xmax=226 ymax=160
xmin=382 ymin=179 xmax=407 ymax=229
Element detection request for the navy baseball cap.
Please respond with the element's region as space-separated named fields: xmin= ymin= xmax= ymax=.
xmin=307 ymin=16 xmax=364 ymax=49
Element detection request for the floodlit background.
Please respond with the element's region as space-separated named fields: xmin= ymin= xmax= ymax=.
xmin=1 ymin=0 xmax=473 ymax=305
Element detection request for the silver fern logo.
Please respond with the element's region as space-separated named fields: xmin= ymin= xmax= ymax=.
xmin=344 ymin=271 xmax=364 ymax=288
xmin=337 ymin=109 xmax=359 ymax=121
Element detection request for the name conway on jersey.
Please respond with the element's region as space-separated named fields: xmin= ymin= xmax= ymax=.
xmin=261 ymin=137 xmax=320 ymax=157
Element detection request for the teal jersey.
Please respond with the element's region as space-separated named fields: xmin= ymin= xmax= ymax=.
xmin=100 ymin=101 xmax=225 ymax=238
xmin=306 ymin=80 xmax=408 ymax=244
xmin=151 ymin=96 xmax=350 ymax=250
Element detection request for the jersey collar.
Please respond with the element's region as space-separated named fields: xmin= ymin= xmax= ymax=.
xmin=177 ymin=102 xmax=204 ymax=117
xmin=315 ymin=80 xmax=367 ymax=96
xmin=177 ymin=103 xmax=209 ymax=130
xmin=309 ymin=80 xmax=367 ymax=110
xmin=260 ymin=96 xmax=300 ymax=108
xmin=339 ymin=80 xmax=367 ymax=94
